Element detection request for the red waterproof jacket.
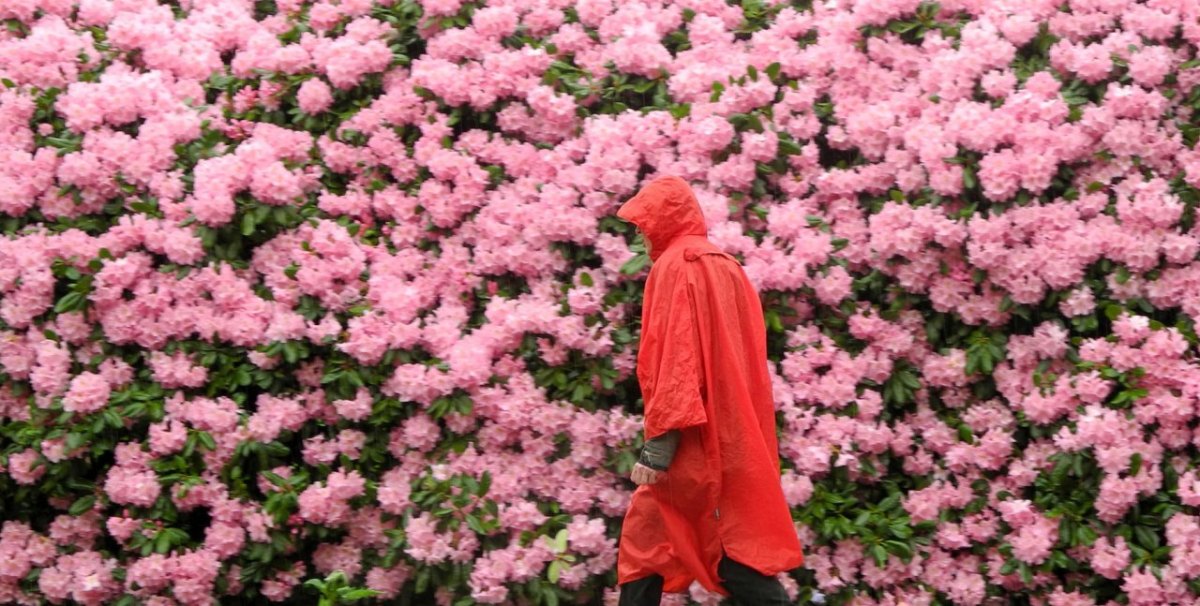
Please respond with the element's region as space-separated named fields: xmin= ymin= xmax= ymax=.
xmin=615 ymin=176 xmax=804 ymax=594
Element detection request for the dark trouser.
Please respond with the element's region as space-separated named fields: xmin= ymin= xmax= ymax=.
xmin=618 ymin=554 xmax=791 ymax=605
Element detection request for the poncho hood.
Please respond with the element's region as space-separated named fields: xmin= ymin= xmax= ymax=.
xmin=616 ymin=176 xmax=708 ymax=260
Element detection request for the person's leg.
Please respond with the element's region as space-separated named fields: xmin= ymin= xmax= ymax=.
xmin=717 ymin=554 xmax=791 ymax=606
xmin=618 ymin=574 xmax=664 ymax=606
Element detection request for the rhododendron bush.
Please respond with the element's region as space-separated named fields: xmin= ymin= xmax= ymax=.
xmin=3 ymin=0 xmax=1200 ymax=604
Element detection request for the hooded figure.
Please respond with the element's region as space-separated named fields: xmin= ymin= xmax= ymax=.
xmin=614 ymin=176 xmax=803 ymax=603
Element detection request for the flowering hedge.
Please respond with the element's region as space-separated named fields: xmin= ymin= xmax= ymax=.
xmin=3 ymin=0 xmax=1200 ymax=604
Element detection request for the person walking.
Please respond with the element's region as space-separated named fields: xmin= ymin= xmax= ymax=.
xmin=614 ymin=175 xmax=804 ymax=605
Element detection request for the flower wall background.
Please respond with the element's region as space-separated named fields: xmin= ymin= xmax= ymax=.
xmin=2 ymin=0 xmax=1200 ymax=604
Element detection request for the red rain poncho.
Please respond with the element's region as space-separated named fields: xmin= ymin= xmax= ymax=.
xmin=615 ymin=176 xmax=804 ymax=594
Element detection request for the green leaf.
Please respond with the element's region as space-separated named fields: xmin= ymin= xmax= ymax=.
xmin=547 ymin=559 xmax=565 ymax=583
xmin=569 ymin=383 xmax=592 ymax=403
xmin=466 ymin=514 xmax=487 ymax=535
xmin=66 ymin=432 xmax=86 ymax=450
xmin=69 ymin=494 xmax=96 ymax=516
xmin=1049 ymin=550 xmax=1072 ymax=569
xmin=1134 ymin=525 xmax=1159 ymax=551
xmin=1103 ymin=302 xmax=1123 ymax=321
xmin=241 ymin=212 xmax=256 ymax=236
xmin=197 ymin=431 xmax=217 ymax=451
xmin=778 ymin=138 xmax=803 ymax=155
xmin=1080 ymin=523 xmax=1099 ymax=544
xmin=710 ymin=82 xmax=725 ymax=102
xmin=764 ymin=309 xmax=784 ymax=333
xmin=883 ymin=540 xmax=913 ymax=561
xmin=999 ymin=558 xmax=1017 ymax=575
xmin=282 ymin=341 xmax=300 ymax=364
xmin=956 ymin=425 xmax=975 ymax=444
xmin=338 ymin=588 xmax=382 ymax=601
xmin=743 ymin=113 xmax=764 ymax=133
xmin=326 ymin=570 xmax=349 ymax=590
xmin=619 ymin=253 xmax=649 ymax=275
xmin=53 ymin=291 xmax=84 ymax=313
xmin=183 ymin=433 xmax=199 ymax=458
xmin=1115 ymin=265 xmax=1131 ymax=284
xmin=869 ymin=543 xmax=887 ymax=566
xmin=262 ymin=468 xmax=288 ymax=487
xmin=154 ymin=531 xmax=172 ymax=554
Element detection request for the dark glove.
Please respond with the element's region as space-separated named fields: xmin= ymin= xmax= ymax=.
xmin=638 ymin=429 xmax=680 ymax=472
